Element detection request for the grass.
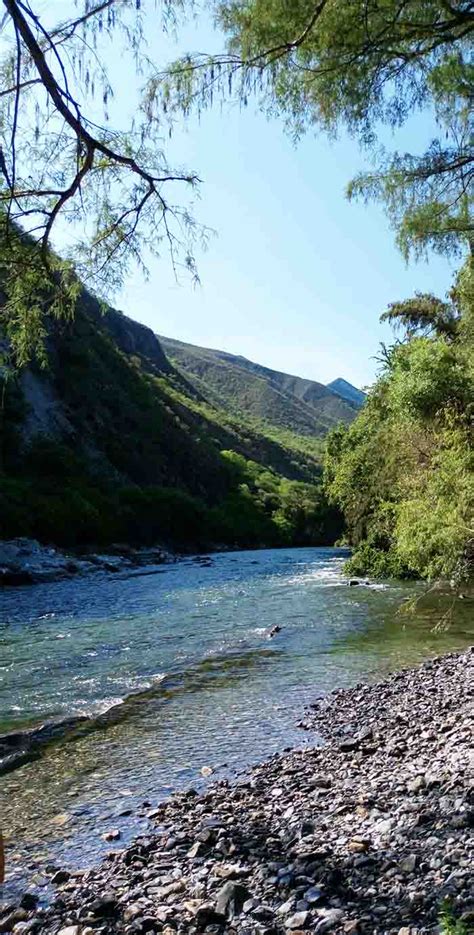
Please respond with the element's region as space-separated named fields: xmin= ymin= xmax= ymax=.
xmin=439 ymin=901 xmax=469 ymax=935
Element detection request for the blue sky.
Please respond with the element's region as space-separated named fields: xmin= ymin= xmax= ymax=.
xmin=55 ymin=4 xmax=459 ymax=389
xmin=119 ymin=99 xmax=457 ymax=388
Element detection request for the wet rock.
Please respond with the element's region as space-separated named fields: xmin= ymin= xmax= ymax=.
xmin=102 ymin=829 xmax=121 ymax=842
xmin=303 ymin=887 xmax=324 ymax=905
xmin=145 ymin=809 xmax=161 ymax=821
xmin=268 ymin=625 xmax=282 ymax=638
xmin=0 ymin=911 xmax=29 ymax=933
xmin=50 ymin=870 xmax=71 ymax=885
xmin=19 ymin=895 xmax=38 ymax=912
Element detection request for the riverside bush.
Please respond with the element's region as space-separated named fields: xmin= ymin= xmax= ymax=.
xmin=324 ymin=260 xmax=474 ymax=581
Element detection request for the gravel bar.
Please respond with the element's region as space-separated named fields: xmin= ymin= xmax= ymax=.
xmin=1 ymin=648 xmax=472 ymax=935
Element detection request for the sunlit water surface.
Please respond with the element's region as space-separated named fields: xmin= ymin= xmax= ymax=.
xmin=0 ymin=547 xmax=472 ymax=898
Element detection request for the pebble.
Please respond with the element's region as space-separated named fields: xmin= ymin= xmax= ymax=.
xmin=102 ymin=829 xmax=121 ymax=842
xmin=3 ymin=648 xmax=472 ymax=935
xmin=50 ymin=869 xmax=71 ymax=885
xmin=285 ymin=910 xmax=308 ymax=928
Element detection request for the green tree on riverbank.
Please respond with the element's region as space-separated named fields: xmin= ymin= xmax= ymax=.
xmin=324 ymin=259 xmax=474 ymax=581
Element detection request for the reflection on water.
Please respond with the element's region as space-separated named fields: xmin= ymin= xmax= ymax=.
xmin=0 ymin=547 xmax=472 ymax=898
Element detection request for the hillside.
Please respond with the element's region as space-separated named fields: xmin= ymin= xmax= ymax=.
xmin=1 ymin=295 xmax=352 ymax=553
xmin=160 ymin=336 xmax=360 ymax=437
xmin=327 ymin=377 xmax=366 ymax=407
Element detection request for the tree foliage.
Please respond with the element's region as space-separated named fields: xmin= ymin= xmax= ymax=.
xmin=1 ymin=1 xmax=472 ymax=363
xmin=324 ymin=258 xmax=474 ymax=581
xmin=380 ymin=292 xmax=460 ymax=339
xmin=0 ymin=292 xmax=339 ymax=551
xmin=155 ymin=0 xmax=473 ymax=258
xmin=0 ymin=0 xmax=203 ymax=361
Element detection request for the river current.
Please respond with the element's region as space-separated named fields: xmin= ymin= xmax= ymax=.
xmin=0 ymin=547 xmax=472 ymax=898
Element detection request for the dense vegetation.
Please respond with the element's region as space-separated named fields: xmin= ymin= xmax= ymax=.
xmin=0 ymin=446 xmax=340 ymax=552
xmin=0 ymin=2 xmax=472 ymax=577
xmin=324 ymin=260 xmax=474 ymax=582
xmin=2 ymin=2 xmax=472 ymax=362
xmin=0 ymin=297 xmax=343 ymax=552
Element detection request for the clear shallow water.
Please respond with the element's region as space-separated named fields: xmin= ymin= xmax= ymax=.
xmin=0 ymin=547 xmax=472 ymax=898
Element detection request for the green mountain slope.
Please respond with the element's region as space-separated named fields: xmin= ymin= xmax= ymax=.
xmin=327 ymin=378 xmax=366 ymax=407
xmin=160 ymin=336 xmax=359 ymax=437
xmin=1 ymin=295 xmax=345 ymax=552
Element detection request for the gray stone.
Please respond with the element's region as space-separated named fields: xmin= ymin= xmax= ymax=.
xmin=315 ymin=909 xmax=345 ymax=932
xmin=286 ymin=911 xmax=309 ymax=929
xmin=102 ymin=829 xmax=121 ymax=842
xmin=215 ymin=881 xmax=251 ymax=919
xmin=193 ymin=904 xmax=225 ymax=928
xmin=304 ymin=887 xmax=324 ymax=905
xmin=339 ymin=738 xmax=359 ymax=752
xmin=400 ymin=855 xmax=417 ymax=874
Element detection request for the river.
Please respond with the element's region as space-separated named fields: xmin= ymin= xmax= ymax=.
xmin=0 ymin=546 xmax=472 ymax=899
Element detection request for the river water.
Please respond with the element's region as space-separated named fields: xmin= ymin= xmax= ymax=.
xmin=0 ymin=547 xmax=472 ymax=898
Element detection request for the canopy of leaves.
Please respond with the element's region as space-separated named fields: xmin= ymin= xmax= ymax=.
xmin=380 ymin=292 xmax=460 ymax=339
xmin=0 ymin=0 xmax=204 ymax=362
xmin=156 ymin=0 xmax=473 ymax=258
xmin=323 ymin=258 xmax=474 ymax=581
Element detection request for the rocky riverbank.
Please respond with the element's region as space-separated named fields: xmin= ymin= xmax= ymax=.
xmin=1 ymin=648 xmax=472 ymax=935
xmin=0 ymin=539 xmax=176 ymax=586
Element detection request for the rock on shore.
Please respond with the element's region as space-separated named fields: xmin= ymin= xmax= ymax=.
xmin=0 ymin=539 xmax=175 ymax=586
xmin=1 ymin=649 xmax=472 ymax=935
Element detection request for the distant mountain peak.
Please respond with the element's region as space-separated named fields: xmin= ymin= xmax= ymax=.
xmin=326 ymin=378 xmax=366 ymax=407
xmin=160 ymin=335 xmax=363 ymax=437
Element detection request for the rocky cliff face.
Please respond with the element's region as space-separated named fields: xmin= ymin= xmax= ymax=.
xmin=16 ymin=292 xmax=172 ymax=444
xmin=81 ymin=292 xmax=171 ymax=374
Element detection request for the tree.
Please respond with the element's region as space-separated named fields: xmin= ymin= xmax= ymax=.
xmin=0 ymin=0 xmax=202 ymax=363
xmin=156 ymin=0 xmax=473 ymax=258
xmin=380 ymin=293 xmax=460 ymax=339
xmin=323 ymin=258 xmax=474 ymax=582
xmin=2 ymin=1 xmax=473 ymax=363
